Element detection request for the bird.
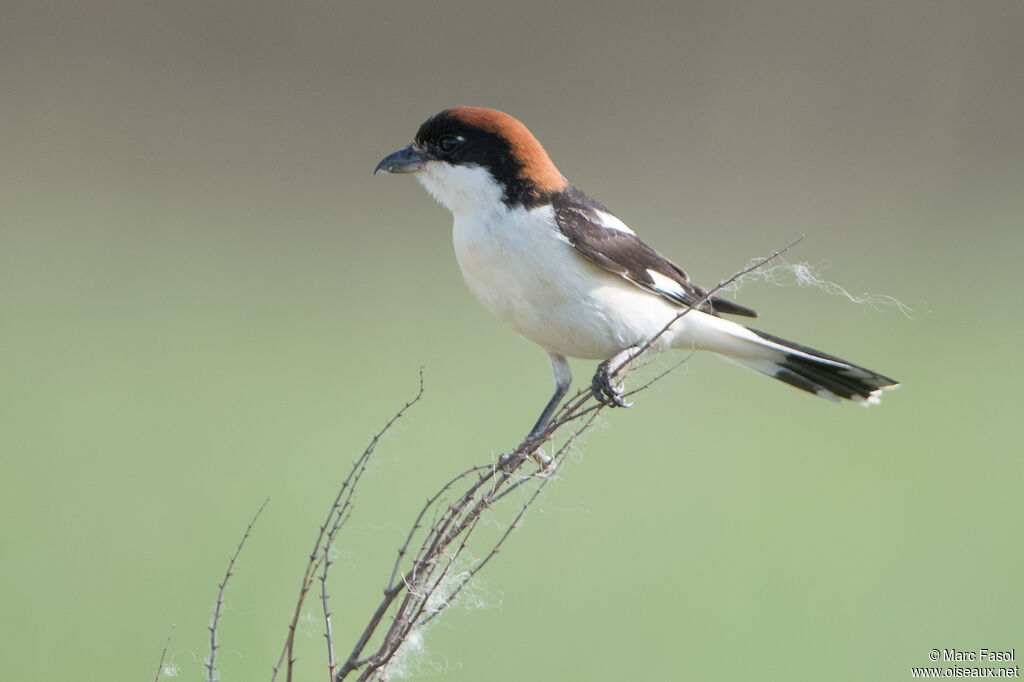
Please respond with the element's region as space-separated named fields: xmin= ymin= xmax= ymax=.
xmin=375 ymin=106 xmax=898 ymax=440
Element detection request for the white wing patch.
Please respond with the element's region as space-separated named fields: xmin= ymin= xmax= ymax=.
xmin=593 ymin=209 xmax=636 ymax=235
xmin=646 ymin=268 xmax=688 ymax=302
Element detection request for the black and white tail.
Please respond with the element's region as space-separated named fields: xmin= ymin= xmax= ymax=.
xmin=697 ymin=317 xmax=899 ymax=404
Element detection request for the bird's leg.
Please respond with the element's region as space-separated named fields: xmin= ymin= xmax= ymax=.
xmin=592 ymin=346 xmax=641 ymax=408
xmin=526 ymin=353 xmax=572 ymax=442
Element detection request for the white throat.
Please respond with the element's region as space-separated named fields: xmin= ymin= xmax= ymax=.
xmin=415 ymin=162 xmax=506 ymax=216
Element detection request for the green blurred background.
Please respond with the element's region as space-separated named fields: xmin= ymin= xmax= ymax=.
xmin=2 ymin=1 xmax=1022 ymax=680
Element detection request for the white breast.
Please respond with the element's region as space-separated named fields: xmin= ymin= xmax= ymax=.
xmin=453 ymin=205 xmax=696 ymax=359
xmin=417 ymin=162 xmax=700 ymax=359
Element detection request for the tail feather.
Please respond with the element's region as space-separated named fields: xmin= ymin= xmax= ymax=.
xmin=712 ymin=325 xmax=899 ymax=405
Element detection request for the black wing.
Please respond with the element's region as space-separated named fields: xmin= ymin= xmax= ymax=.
xmin=552 ymin=187 xmax=757 ymax=318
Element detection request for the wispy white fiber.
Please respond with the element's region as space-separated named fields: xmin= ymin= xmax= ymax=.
xmin=722 ymin=257 xmax=924 ymax=317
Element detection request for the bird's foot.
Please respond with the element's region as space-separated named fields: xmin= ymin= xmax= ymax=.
xmin=591 ymin=360 xmax=632 ymax=408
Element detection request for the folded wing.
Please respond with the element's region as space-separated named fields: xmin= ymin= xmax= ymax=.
xmin=552 ymin=188 xmax=757 ymax=318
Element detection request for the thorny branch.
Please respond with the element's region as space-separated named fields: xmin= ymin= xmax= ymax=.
xmin=271 ymin=370 xmax=426 ymax=682
xmin=155 ymin=244 xmax=797 ymax=682
xmin=206 ymin=498 xmax=269 ymax=682
xmin=322 ymin=540 xmax=337 ymax=682
xmin=323 ymin=242 xmax=800 ymax=681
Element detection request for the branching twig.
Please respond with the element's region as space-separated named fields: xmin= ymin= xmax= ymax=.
xmin=322 ymin=241 xmax=802 ymax=681
xmin=386 ymin=464 xmax=491 ymax=593
xmin=423 ymin=409 xmax=603 ymax=627
xmin=206 ymin=498 xmax=269 ymax=682
xmin=168 ymin=243 xmax=804 ymax=682
xmin=150 ymin=243 xmax=797 ymax=682
xmin=272 ymin=370 xmax=425 ymax=682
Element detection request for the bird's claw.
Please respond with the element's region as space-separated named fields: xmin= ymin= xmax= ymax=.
xmin=591 ymin=361 xmax=631 ymax=408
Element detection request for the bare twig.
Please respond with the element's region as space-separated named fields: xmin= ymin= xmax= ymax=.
xmin=386 ymin=464 xmax=492 ymax=593
xmin=153 ymin=626 xmax=175 ymax=682
xmin=272 ymin=370 xmax=425 ymax=682
xmin=424 ymin=409 xmax=602 ymax=627
xmin=206 ymin=498 xmax=269 ymax=682
xmin=148 ymin=242 xmax=803 ymax=681
xmin=321 ymin=540 xmax=337 ymax=682
xmin=338 ymin=405 xmax=607 ymax=680
xmin=266 ymin=243 xmax=802 ymax=682
xmin=330 ymin=242 xmax=801 ymax=681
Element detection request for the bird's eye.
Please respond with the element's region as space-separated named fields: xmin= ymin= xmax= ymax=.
xmin=438 ymin=135 xmax=464 ymax=153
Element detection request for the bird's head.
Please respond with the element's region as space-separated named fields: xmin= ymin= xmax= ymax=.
xmin=375 ymin=106 xmax=568 ymax=214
